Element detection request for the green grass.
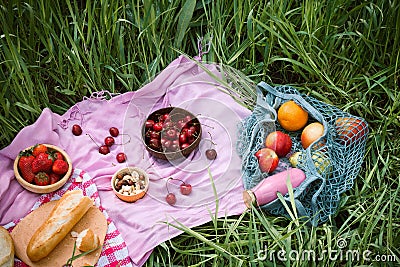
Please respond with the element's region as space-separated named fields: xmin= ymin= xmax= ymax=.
xmin=1 ymin=0 xmax=399 ymax=266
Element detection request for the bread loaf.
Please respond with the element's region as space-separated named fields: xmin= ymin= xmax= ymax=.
xmin=26 ymin=190 xmax=93 ymax=262
xmin=0 ymin=226 xmax=14 ymax=267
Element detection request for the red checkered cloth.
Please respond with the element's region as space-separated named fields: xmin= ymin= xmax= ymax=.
xmin=4 ymin=169 xmax=133 ymax=267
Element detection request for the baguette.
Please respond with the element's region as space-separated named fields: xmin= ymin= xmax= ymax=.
xmin=26 ymin=190 xmax=93 ymax=262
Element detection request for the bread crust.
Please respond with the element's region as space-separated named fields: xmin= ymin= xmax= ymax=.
xmin=0 ymin=226 xmax=14 ymax=267
xmin=26 ymin=190 xmax=93 ymax=262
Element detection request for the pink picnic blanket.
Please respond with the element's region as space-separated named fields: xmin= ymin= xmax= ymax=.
xmin=0 ymin=56 xmax=251 ymax=266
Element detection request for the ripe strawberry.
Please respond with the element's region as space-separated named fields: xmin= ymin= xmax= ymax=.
xmin=18 ymin=155 xmax=35 ymax=183
xmin=49 ymin=173 xmax=61 ymax=184
xmin=32 ymin=144 xmax=48 ymax=157
xmin=54 ymin=151 xmax=64 ymax=161
xmin=48 ymin=150 xmax=63 ymax=161
xmin=34 ymin=172 xmax=50 ymax=186
xmin=52 ymin=159 xmax=69 ymax=175
xmin=32 ymin=152 xmax=53 ymax=173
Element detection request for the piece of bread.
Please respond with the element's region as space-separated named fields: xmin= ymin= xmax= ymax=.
xmin=73 ymin=228 xmax=100 ymax=252
xmin=0 ymin=226 xmax=14 ymax=267
xmin=26 ymin=190 xmax=93 ymax=262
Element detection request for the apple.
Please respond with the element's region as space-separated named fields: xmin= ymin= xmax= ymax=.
xmin=335 ymin=117 xmax=368 ymax=145
xmin=265 ymin=131 xmax=292 ymax=157
xmin=254 ymin=148 xmax=279 ymax=173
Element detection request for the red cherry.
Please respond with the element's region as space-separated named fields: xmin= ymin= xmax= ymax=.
xmin=166 ymin=128 xmax=177 ymax=139
xmin=149 ymin=131 xmax=161 ymax=139
xmin=72 ymin=124 xmax=83 ymax=136
xmin=180 ymin=143 xmax=190 ymax=150
xmin=179 ymin=133 xmax=187 ymax=144
xmin=206 ymin=149 xmax=217 ymax=160
xmin=99 ymin=145 xmax=110 ymax=155
xmin=149 ymin=138 xmax=161 ymax=150
xmin=116 ymin=152 xmax=126 ymax=163
xmin=164 ymin=121 xmax=174 ymax=128
xmin=170 ymin=144 xmax=179 ymax=151
xmin=166 ymin=193 xmax=176 ymax=205
xmin=180 ymin=183 xmax=192 ymax=195
xmin=164 ymin=140 xmax=172 ymax=149
xmin=177 ymin=120 xmax=186 ymax=129
xmin=109 ymin=127 xmax=119 ymax=137
xmin=153 ymin=122 xmax=163 ymax=132
xmin=105 ymin=136 xmax=115 ymax=147
xmin=186 ymin=128 xmax=195 ymax=138
xmin=184 ymin=115 xmax=193 ymax=123
xmin=187 ymin=136 xmax=195 ymax=144
xmin=145 ymin=120 xmax=155 ymax=129
xmin=161 ymin=113 xmax=171 ymax=122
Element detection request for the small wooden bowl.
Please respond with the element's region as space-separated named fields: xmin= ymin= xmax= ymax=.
xmin=13 ymin=144 xmax=72 ymax=194
xmin=111 ymin=167 xmax=149 ymax=203
xmin=142 ymin=107 xmax=202 ymax=160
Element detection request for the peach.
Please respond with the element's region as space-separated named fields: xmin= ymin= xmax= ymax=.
xmin=265 ymin=131 xmax=293 ymax=157
xmin=301 ymin=122 xmax=324 ymax=149
xmin=255 ymin=148 xmax=279 ymax=173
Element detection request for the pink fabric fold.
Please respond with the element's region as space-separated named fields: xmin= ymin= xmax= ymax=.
xmin=0 ymin=56 xmax=251 ymax=266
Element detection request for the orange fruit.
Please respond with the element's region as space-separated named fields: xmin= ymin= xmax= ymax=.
xmin=301 ymin=122 xmax=324 ymax=149
xmin=277 ymin=100 xmax=308 ymax=131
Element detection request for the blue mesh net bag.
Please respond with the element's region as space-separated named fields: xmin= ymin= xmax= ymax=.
xmin=236 ymin=82 xmax=369 ymax=226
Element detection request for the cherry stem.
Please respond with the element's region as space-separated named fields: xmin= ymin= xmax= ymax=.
xmin=166 ymin=177 xmax=173 ymax=193
xmin=114 ymin=133 xmax=132 ymax=145
xmin=169 ymin=177 xmax=186 ymax=185
xmin=86 ymin=134 xmax=100 ymax=148
xmin=208 ymin=132 xmax=217 ymax=146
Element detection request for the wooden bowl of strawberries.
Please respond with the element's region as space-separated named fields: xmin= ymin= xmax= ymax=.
xmin=13 ymin=144 xmax=73 ymax=194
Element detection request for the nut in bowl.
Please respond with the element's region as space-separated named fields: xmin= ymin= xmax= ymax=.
xmin=111 ymin=167 xmax=149 ymax=202
xmin=13 ymin=144 xmax=72 ymax=194
xmin=142 ymin=107 xmax=202 ymax=160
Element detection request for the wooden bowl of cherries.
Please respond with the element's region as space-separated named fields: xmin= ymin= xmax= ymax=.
xmin=142 ymin=107 xmax=202 ymax=160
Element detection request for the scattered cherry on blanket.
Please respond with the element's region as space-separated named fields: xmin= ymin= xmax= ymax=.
xmin=165 ymin=177 xmax=177 ymax=205
xmin=206 ymin=149 xmax=217 ymax=160
xmin=180 ymin=182 xmax=192 ymax=195
xmin=99 ymin=145 xmax=110 ymax=155
xmin=205 ymin=132 xmax=217 ymax=160
xmin=116 ymin=152 xmax=126 ymax=163
xmin=109 ymin=127 xmax=119 ymax=137
xmin=166 ymin=193 xmax=176 ymax=205
xmin=104 ymin=136 xmax=115 ymax=147
xmin=72 ymin=124 xmax=83 ymax=136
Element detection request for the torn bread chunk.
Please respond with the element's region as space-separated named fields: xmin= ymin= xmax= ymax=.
xmin=74 ymin=228 xmax=100 ymax=252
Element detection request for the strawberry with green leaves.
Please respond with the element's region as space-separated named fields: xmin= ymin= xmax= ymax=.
xmin=34 ymin=172 xmax=50 ymax=186
xmin=18 ymin=152 xmax=35 ymax=183
xmin=32 ymin=152 xmax=53 ymax=173
xmin=32 ymin=144 xmax=48 ymax=157
xmin=52 ymin=159 xmax=69 ymax=175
